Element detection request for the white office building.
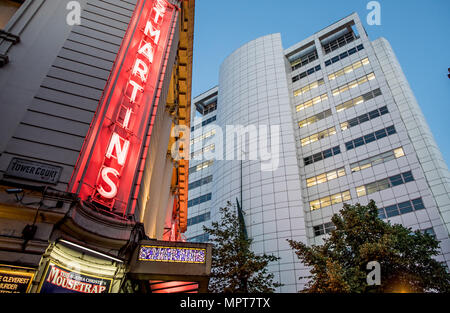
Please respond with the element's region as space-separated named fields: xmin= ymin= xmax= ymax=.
xmin=186 ymin=13 xmax=450 ymax=292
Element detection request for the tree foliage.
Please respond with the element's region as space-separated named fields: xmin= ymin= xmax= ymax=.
xmin=203 ymin=201 xmax=282 ymax=293
xmin=288 ymin=200 xmax=450 ymax=293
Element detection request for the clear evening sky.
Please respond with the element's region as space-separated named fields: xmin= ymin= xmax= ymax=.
xmin=191 ymin=0 xmax=450 ymax=167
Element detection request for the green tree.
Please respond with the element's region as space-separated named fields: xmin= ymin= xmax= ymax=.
xmin=288 ymin=200 xmax=450 ymax=293
xmin=203 ymin=201 xmax=282 ymax=293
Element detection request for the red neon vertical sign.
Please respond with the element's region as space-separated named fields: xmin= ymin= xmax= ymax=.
xmin=69 ymin=0 xmax=176 ymax=215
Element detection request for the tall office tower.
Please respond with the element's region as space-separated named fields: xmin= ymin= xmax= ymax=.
xmin=186 ymin=12 xmax=450 ymax=292
xmin=0 ymin=0 xmax=212 ymax=294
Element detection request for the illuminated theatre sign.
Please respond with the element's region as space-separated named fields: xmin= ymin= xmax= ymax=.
xmin=69 ymin=0 xmax=177 ymax=214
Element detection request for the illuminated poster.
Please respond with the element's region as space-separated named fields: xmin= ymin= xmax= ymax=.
xmin=0 ymin=266 xmax=34 ymax=293
xmin=69 ymin=0 xmax=177 ymax=215
xmin=38 ymin=262 xmax=112 ymax=294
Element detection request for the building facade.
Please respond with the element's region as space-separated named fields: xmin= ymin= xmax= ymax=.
xmin=0 ymin=0 xmax=212 ymax=293
xmin=185 ymin=13 xmax=450 ymax=292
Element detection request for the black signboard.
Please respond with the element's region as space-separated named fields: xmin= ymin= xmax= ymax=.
xmin=6 ymin=158 xmax=62 ymax=184
xmin=0 ymin=267 xmax=34 ymax=293
xmin=38 ymin=262 xmax=112 ymax=293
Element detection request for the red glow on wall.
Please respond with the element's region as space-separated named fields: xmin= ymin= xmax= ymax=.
xmin=69 ymin=0 xmax=176 ymax=216
xmin=149 ymin=280 xmax=199 ymax=293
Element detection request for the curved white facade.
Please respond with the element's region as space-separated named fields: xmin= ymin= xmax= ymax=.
xmin=211 ymin=34 xmax=309 ymax=292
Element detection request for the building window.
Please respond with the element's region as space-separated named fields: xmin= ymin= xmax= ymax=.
xmin=309 ymin=190 xmax=351 ymax=211
xmin=341 ymin=106 xmax=389 ymax=131
xmin=313 ymin=222 xmax=336 ymax=236
xmin=328 ymin=58 xmax=370 ymax=81
xmin=296 ymin=93 xmax=328 ymax=112
xmin=323 ymin=31 xmax=358 ymax=54
xmin=292 ymin=65 xmax=321 ymax=83
xmin=324 ymin=44 xmax=365 ymax=66
xmin=421 ymin=227 xmax=436 ymax=239
xmin=290 ymin=49 xmax=319 ymax=71
xmin=345 ymin=126 xmax=396 ymax=151
xmin=351 ymin=147 xmax=405 ymax=173
xmin=0 ymin=0 xmax=24 ymax=29
xmin=301 ymin=127 xmax=337 ymax=146
xmin=187 ymin=193 xmax=212 ymax=208
xmin=189 ymin=175 xmax=213 ymax=190
xmin=298 ymin=109 xmax=332 ymax=128
xmin=187 ymin=212 xmax=211 ymax=226
xmin=294 ymin=79 xmax=324 ymax=97
xmin=191 ymin=116 xmax=216 ymax=132
xmin=189 ymin=160 xmax=214 ymax=174
xmin=356 ymin=171 xmax=415 ymax=197
xmin=378 ymin=198 xmax=426 ymax=219
xmin=332 ymin=72 xmax=376 ymax=97
xmin=306 ymin=167 xmax=346 ymax=187
xmin=304 ymin=146 xmax=341 ymax=166
xmin=190 ymin=129 xmax=216 ymax=145
xmin=191 ymin=144 xmax=215 ymax=159
xmin=336 ymin=88 xmax=382 ymax=112
xmin=188 ymin=233 xmax=210 ymax=243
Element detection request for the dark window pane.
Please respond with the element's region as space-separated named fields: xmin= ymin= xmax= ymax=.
xmin=340 ymin=52 xmax=348 ymax=58
xmin=332 ymin=146 xmax=341 ymax=155
xmin=332 ymin=56 xmax=339 ymax=63
xmin=386 ymin=126 xmax=396 ymax=135
xmin=385 ymin=205 xmax=399 ymax=217
xmin=354 ymin=137 xmax=365 ymax=148
xmin=358 ymin=114 xmax=370 ymax=123
xmin=364 ymin=133 xmax=376 ymax=144
xmin=398 ymin=201 xmax=413 ymax=214
xmin=345 ymin=141 xmax=354 ymax=150
xmin=369 ymin=110 xmax=380 ymax=119
xmin=412 ymin=198 xmax=425 ymax=210
xmin=379 ymin=106 xmax=389 ymax=115
xmin=313 ymin=153 xmax=323 ymax=162
xmin=375 ymin=129 xmax=387 ymax=139
xmin=322 ymin=149 xmax=332 ymax=158
xmin=378 ymin=208 xmax=386 ymax=219
xmin=348 ymin=48 xmax=357 ymax=55
xmin=348 ymin=118 xmax=359 ymax=127
xmin=389 ymin=174 xmax=403 ymax=186
xmin=402 ymin=171 xmax=414 ymax=183
xmin=325 ymin=60 xmax=332 ymax=66
xmin=304 ymin=157 xmax=313 ymax=165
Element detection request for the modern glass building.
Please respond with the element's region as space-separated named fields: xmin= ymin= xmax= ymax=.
xmin=186 ymin=12 xmax=450 ymax=292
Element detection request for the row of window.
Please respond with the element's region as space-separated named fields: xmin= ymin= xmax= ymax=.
xmin=350 ymin=147 xmax=405 ymax=173
xmin=294 ymin=79 xmax=324 ymax=97
xmin=296 ymin=93 xmax=328 ymax=112
xmin=341 ymin=106 xmax=389 ymax=131
xmin=298 ymin=109 xmax=332 ymax=128
xmin=378 ymin=198 xmax=425 ymax=219
xmin=301 ymin=127 xmax=337 ymax=147
xmin=191 ymin=115 xmax=217 ymax=132
xmin=292 ymin=65 xmax=322 ymax=83
xmin=306 ymin=167 xmax=346 ymax=187
xmin=290 ymin=49 xmax=319 ymax=71
xmin=189 ymin=175 xmax=213 ymax=190
xmin=345 ymin=125 xmax=396 ymax=151
xmin=356 ymin=171 xmax=414 ymax=197
xmin=309 ymin=170 xmax=414 ymax=212
xmin=187 ymin=193 xmax=212 ymax=208
xmin=303 ymin=146 xmax=341 ymax=166
xmin=332 ymin=72 xmax=376 ymax=97
xmin=323 ymin=31 xmax=358 ymax=54
xmin=312 ymin=198 xmax=426 ymax=237
xmin=313 ymin=222 xmax=335 ymax=237
xmin=191 ymin=129 xmax=216 ymax=145
xmin=336 ymin=88 xmax=382 ymax=112
xmin=325 ymin=44 xmax=365 ymax=66
xmin=191 ymin=144 xmax=215 ymax=158
xmin=310 ymin=190 xmax=351 ymax=211
xmin=188 ymin=233 xmax=210 ymax=243
xmin=189 ymin=160 xmax=213 ymax=174
xmin=187 ymin=212 xmax=211 ymax=226
xmin=328 ymin=57 xmax=370 ymax=81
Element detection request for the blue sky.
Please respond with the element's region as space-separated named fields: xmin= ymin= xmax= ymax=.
xmin=191 ymin=0 xmax=450 ymax=167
